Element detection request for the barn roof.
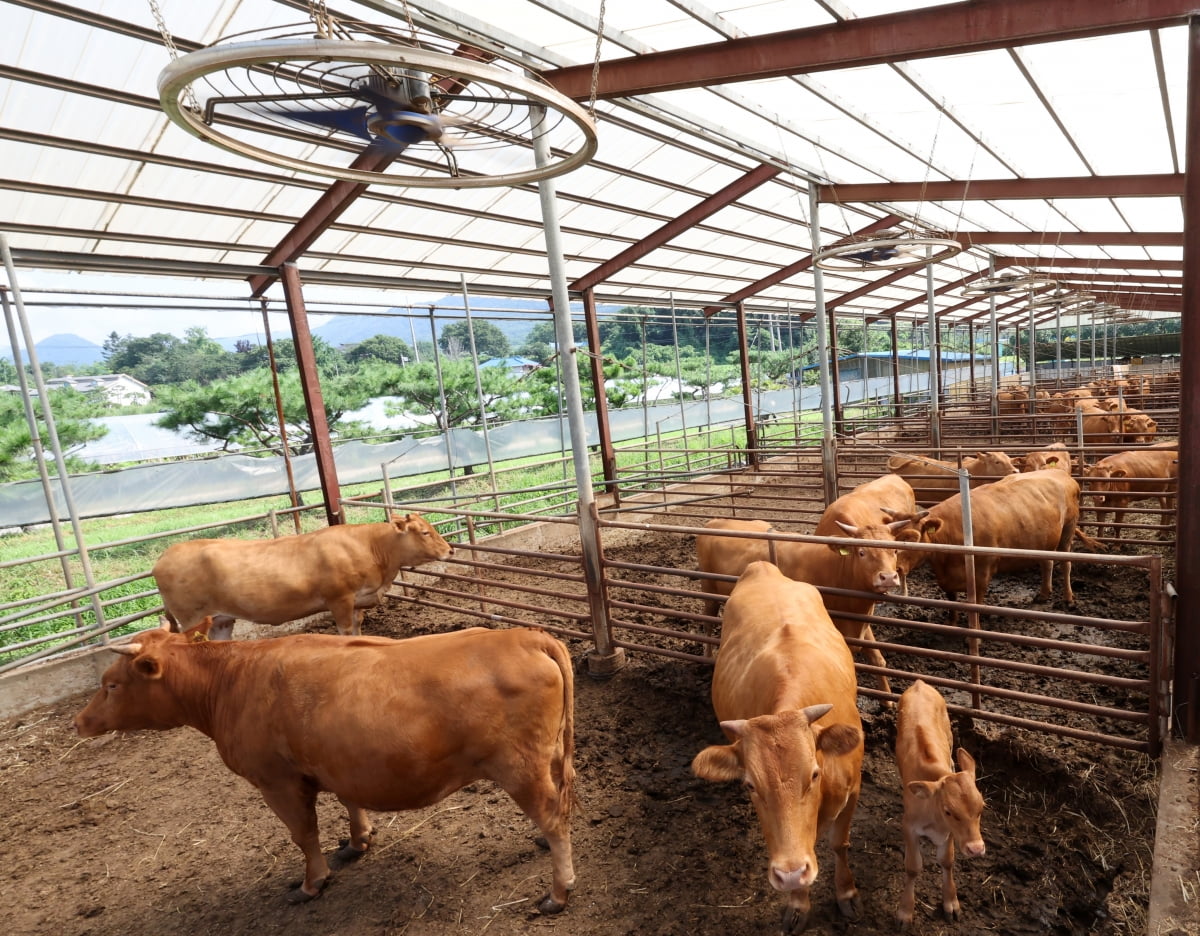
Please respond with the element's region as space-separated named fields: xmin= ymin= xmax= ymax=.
xmin=0 ymin=0 xmax=1189 ymax=333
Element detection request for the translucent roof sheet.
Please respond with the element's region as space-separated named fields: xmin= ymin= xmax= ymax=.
xmin=0 ymin=0 xmax=1186 ymax=330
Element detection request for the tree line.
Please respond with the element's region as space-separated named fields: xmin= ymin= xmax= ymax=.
xmin=1 ymin=309 xmax=1179 ymax=482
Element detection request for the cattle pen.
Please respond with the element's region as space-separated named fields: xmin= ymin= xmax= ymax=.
xmin=0 ymin=372 xmax=1190 ymax=936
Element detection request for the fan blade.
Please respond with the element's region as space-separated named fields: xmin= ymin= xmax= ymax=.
xmin=268 ymin=105 xmax=374 ymax=141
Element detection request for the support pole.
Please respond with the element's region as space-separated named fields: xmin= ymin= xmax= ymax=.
xmin=279 ymin=262 xmax=342 ymax=526
xmin=1173 ymin=15 xmax=1200 ymax=742
xmin=0 ymin=236 xmax=106 ymax=637
xmin=1 ymin=287 xmax=83 ymax=628
xmin=809 ymin=186 xmax=838 ymax=506
xmin=534 ymin=107 xmax=624 ymax=677
xmin=429 ymin=307 xmax=459 ymax=496
xmin=890 ymin=315 xmax=902 ymax=418
xmin=260 ymin=298 xmax=302 ymax=534
xmin=735 ymin=302 xmax=759 ymax=468
xmin=582 ymin=288 xmax=617 ymax=498
xmin=926 ymin=261 xmax=942 ymax=449
xmin=459 ymin=275 xmax=500 ymax=510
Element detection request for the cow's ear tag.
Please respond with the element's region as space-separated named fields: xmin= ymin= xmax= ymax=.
xmin=189 ymin=631 xmax=208 ymax=643
xmin=838 ymin=547 xmax=851 ymax=556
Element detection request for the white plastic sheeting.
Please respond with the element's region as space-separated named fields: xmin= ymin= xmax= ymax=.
xmin=0 ymin=364 xmax=1003 ymax=526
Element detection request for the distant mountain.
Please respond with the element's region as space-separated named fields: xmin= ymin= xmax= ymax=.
xmin=306 ymin=304 xmax=558 ymax=350
xmin=0 ymin=333 xmax=106 ymax=366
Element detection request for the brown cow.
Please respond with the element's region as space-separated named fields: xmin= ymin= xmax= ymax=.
xmin=695 ymin=516 xmax=920 ymax=692
xmin=886 ymin=451 xmax=1017 ymax=505
xmin=692 ymin=562 xmax=864 ymax=933
xmin=813 ymin=473 xmax=926 ymax=692
xmin=74 ymin=623 xmax=576 ymax=910
xmin=154 ymin=513 xmax=453 ymax=637
xmin=1084 ymin=449 xmax=1179 ymax=538
xmin=1082 ymin=410 xmax=1157 ymax=446
xmin=895 ymin=679 xmax=986 ymax=930
xmin=1013 ymin=441 xmax=1073 ymax=475
xmin=912 ymin=469 xmax=1102 ymax=608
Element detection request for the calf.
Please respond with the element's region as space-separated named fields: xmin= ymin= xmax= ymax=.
xmin=895 ymin=679 xmax=986 ymax=929
xmin=154 ymin=513 xmax=453 ymax=637
xmin=1084 ymin=448 xmax=1179 ymax=538
xmin=886 ymin=451 xmax=1017 ymax=505
xmin=693 ymin=562 xmax=864 ymax=933
xmin=75 ymin=624 xmax=576 ymax=910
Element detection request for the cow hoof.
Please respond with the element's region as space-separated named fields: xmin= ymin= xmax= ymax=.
xmin=285 ymin=877 xmax=329 ymax=904
xmin=896 ymin=914 xmax=913 ymax=933
xmin=537 ymin=893 xmax=568 ymax=915
xmin=533 ymin=835 xmax=549 ymax=850
xmin=838 ymin=891 xmax=863 ymax=921
xmin=330 ymin=840 xmax=370 ymax=869
xmin=780 ymin=906 xmax=809 ymax=934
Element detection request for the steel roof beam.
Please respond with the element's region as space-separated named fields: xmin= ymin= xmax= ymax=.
xmin=247 ymin=145 xmax=399 ymax=297
xmin=998 ymin=255 xmax=1184 ymax=270
xmin=864 ymin=264 xmax=1013 ymax=323
xmin=956 ymin=231 xmax=1183 ymax=247
xmin=819 ymin=173 xmax=1184 ymax=203
xmin=700 ymin=215 xmax=901 ymax=317
xmin=569 ymin=163 xmax=781 ymax=293
xmin=542 ymin=0 xmax=1195 ymax=100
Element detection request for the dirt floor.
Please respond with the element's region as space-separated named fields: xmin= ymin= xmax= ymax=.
xmin=0 ymin=523 xmax=1166 ymax=936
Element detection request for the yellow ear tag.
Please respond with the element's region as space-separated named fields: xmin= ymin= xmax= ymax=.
xmin=189 ymin=631 xmax=209 ymax=643
xmin=838 ymin=547 xmax=851 ymax=556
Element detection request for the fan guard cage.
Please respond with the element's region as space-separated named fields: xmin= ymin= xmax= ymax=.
xmin=158 ymin=20 xmax=598 ymax=188
xmin=1030 ymin=289 xmax=1095 ymax=310
xmin=814 ymin=228 xmax=962 ymax=271
xmin=961 ymin=272 xmax=1056 ymax=296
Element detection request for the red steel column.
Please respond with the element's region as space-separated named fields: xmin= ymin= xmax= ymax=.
xmin=736 ymin=302 xmax=759 ymax=468
xmin=280 ymin=262 xmax=343 ymax=526
xmin=1175 ymin=17 xmax=1200 ymax=741
xmin=582 ymin=288 xmax=618 ymax=498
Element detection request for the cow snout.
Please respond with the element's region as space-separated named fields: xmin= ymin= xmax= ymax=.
xmin=874 ymin=570 xmax=901 ymax=593
xmin=769 ymin=861 xmax=816 ymax=892
xmin=961 ymin=839 xmax=986 ymax=858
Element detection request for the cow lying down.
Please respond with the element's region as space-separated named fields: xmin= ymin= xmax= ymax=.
xmin=75 ymin=622 xmax=576 ymax=911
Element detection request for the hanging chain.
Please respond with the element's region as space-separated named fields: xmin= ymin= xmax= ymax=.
xmin=397 ymin=0 xmax=419 ymax=42
xmin=588 ymin=0 xmax=606 ymax=120
xmin=147 ymin=0 xmax=197 ymax=112
xmin=307 ymin=0 xmax=332 ymax=38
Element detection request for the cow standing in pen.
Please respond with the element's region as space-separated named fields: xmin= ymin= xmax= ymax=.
xmin=895 ymin=679 xmax=986 ymax=930
xmin=910 ymin=469 xmax=1102 ymax=608
xmin=74 ymin=623 xmax=576 ymax=911
xmin=886 ymin=451 xmax=1017 ymax=505
xmin=153 ymin=513 xmax=453 ymax=638
xmin=692 ymin=561 xmax=864 ymax=933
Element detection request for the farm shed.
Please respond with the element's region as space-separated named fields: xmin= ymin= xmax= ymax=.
xmin=1 ymin=1 xmax=1199 ymax=932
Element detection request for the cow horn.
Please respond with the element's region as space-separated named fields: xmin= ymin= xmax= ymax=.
xmin=801 ymin=703 xmax=833 ymax=724
xmin=834 ymin=520 xmax=858 ymax=536
xmin=879 ymin=506 xmax=898 ymax=518
xmin=112 ymin=642 xmax=142 ymax=657
xmin=886 ymin=517 xmax=913 ymax=532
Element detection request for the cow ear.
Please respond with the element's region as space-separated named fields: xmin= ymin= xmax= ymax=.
xmin=132 ymin=655 xmax=163 ymax=680
xmin=895 ymin=528 xmax=922 ymax=543
xmin=955 ymin=748 xmax=977 ymax=778
xmin=1112 ymin=469 xmax=1128 ymax=478
xmin=691 ymin=744 xmax=743 ymax=782
xmin=719 ymin=718 xmax=749 ymax=741
xmin=907 ymin=780 xmax=938 ymax=800
xmin=815 ymin=723 xmax=862 ymax=758
xmin=919 ymin=517 xmax=943 ymax=537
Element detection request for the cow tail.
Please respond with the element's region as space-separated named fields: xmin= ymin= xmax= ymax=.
xmin=543 ymin=636 xmax=577 ymax=819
